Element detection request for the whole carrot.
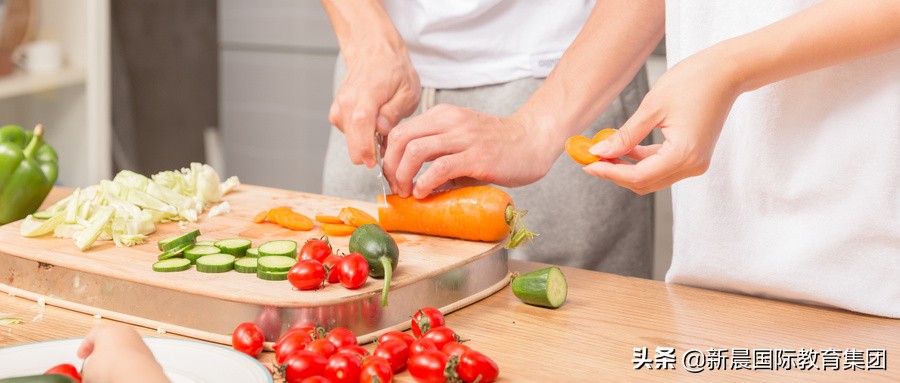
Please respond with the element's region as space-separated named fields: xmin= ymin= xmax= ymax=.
xmin=377 ymin=186 xmax=536 ymax=248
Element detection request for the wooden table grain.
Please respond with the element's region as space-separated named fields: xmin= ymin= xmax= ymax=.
xmin=1 ymin=189 xmax=897 ymax=382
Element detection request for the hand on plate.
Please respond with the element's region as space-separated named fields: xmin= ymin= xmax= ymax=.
xmin=78 ymin=323 xmax=169 ymax=383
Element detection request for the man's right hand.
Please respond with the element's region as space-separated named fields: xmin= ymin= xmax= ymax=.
xmin=323 ymin=0 xmax=421 ymax=168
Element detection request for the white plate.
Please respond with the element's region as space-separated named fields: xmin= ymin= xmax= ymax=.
xmin=0 ymin=337 xmax=272 ymax=383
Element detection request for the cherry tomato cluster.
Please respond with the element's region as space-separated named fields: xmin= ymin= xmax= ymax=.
xmin=406 ymin=308 xmax=499 ymax=383
xmin=272 ymin=325 xmax=393 ymax=383
xmin=288 ymin=237 xmax=370 ymax=291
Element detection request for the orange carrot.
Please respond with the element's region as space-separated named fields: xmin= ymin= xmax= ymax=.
xmin=281 ymin=211 xmax=314 ymax=231
xmin=252 ymin=210 xmax=269 ymax=223
xmin=565 ymin=128 xmax=617 ymax=165
xmin=377 ymin=186 xmax=536 ymax=248
xmin=339 ymin=207 xmax=378 ymax=227
xmin=322 ymin=223 xmax=356 ymax=236
xmin=315 ymin=215 xmax=344 ymax=224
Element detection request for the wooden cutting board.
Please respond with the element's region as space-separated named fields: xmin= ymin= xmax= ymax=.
xmin=0 ymin=184 xmax=509 ymax=343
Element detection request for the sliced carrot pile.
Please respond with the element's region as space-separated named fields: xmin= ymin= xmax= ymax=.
xmin=315 ymin=215 xmax=344 ymax=224
xmin=322 ymin=223 xmax=357 ymax=236
xmin=339 ymin=207 xmax=378 ymax=227
xmin=252 ymin=210 xmax=268 ymax=223
xmin=254 ymin=206 xmax=314 ymax=231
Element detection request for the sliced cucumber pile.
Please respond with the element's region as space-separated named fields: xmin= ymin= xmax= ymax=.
xmin=157 ymin=242 xmax=193 ymax=261
xmin=234 ymin=257 xmax=258 ymax=273
xmin=246 ymin=247 xmax=259 ymax=258
xmin=195 ymin=240 xmax=216 ymax=246
xmin=184 ymin=245 xmax=221 ymax=264
xmin=258 ymin=240 xmax=297 ymax=258
xmin=157 ymin=229 xmax=201 ymax=251
xmin=196 ymin=253 xmax=236 ymax=273
xmin=257 ymin=256 xmax=296 ymax=273
xmin=215 ymin=238 xmax=252 ymax=256
xmin=511 ymin=266 xmax=568 ymax=309
xmin=257 ymin=269 xmax=288 ymax=281
xmin=152 ymin=233 xmax=299 ymax=281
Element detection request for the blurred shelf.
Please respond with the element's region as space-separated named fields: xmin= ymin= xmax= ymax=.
xmin=0 ymin=68 xmax=86 ymax=100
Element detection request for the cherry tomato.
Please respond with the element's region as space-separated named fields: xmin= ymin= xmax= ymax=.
xmin=337 ymin=253 xmax=369 ymax=289
xmin=422 ymin=327 xmax=460 ymax=351
xmin=282 ymin=350 xmax=327 ymax=383
xmin=325 ymin=327 xmax=358 ymax=349
xmin=276 ymin=330 xmax=314 ymax=364
xmin=322 ymin=253 xmax=343 ymax=284
xmin=300 ymin=377 xmax=331 ymax=383
xmin=337 ymin=344 xmax=370 ymax=357
xmin=457 ymin=350 xmax=499 ymax=383
xmin=300 ymin=238 xmax=332 ymax=262
xmin=289 ymin=259 xmax=325 ymax=291
xmin=373 ymin=338 xmax=409 ymax=373
xmin=306 ymin=338 xmax=337 ymax=359
xmin=378 ymin=331 xmax=415 ymax=347
xmin=44 ymin=363 xmax=82 ymax=382
xmin=411 ymin=307 xmax=445 ymax=338
xmin=408 ymin=350 xmax=449 ymax=383
xmin=441 ymin=341 xmax=471 ymax=357
xmin=360 ymin=356 xmax=394 ymax=383
xmin=409 ymin=338 xmax=439 ymax=356
xmin=232 ymin=322 xmax=265 ymax=358
xmin=324 ymin=353 xmax=363 ymax=383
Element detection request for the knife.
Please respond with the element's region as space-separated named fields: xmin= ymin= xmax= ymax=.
xmin=373 ymin=132 xmax=389 ymax=207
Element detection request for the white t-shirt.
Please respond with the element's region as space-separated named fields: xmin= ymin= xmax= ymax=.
xmin=665 ymin=1 xmax=900 ymax=317
xmin=384 ymin=0 xmax=594 ymax=89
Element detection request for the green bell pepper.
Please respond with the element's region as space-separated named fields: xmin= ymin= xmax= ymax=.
xmin=0 ymin=124 xmax=58 ymax=224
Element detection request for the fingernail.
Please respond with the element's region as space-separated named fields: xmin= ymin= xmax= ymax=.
xmin=589 ymin=140 xmax=612 ymax=156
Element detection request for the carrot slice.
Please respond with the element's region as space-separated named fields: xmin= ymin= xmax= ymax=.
xmin=281 ymin=211 xmax=314 ymax=231
xmin=267 ymin=207 xmax=290 ymax=224
xmin=322 ymin=223 xmax=356 ymax=237
xmin=315 ymin=215 xmax=344 ymax=224
xmin=338 ymin=207 xmax=378 ymax=227
xmin=252 ymin=210 xmax=269 ymax=223
xmin=592 ymin=128 xmax=617 ymax=143
xmin=565 ymin=135 xmax=601 ymax=165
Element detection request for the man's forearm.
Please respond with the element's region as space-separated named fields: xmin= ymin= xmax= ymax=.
xmin=321 ymin=0 xmax=405 ymax=61
xmin=516 ymin=0 xmax=665 ymax=148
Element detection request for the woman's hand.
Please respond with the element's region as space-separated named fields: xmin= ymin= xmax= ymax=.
xmin=78 ymin=324 xmax=170 ymax=383
xmin=584 ymin=46 xmax=741 ymax=194
xmin=382 ymin=104 xmax=559 ymax=199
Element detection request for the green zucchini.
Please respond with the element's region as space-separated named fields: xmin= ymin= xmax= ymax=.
xmin=184 ymin=245 xmax=221 ymax=264
xmin=157 ymin=242 xmax=193 ymax=261
xmin=246 ymin=247 xmax=259 ymax=258
xmin=349 ymin=224 xmax=399 ymax=307
xmin=257 ymin=256 xmax=296 ymax=273
xmin=258 ymin=240 xmax=297 ymax=258
xmin=196 ymin=253 xmax=236 ymax=273
xmin=214 ymin=238 xmax=252 ymax=256
xmin=511 ymin=266 xmax=568 ymax=308
xmin=234 ymin=257 xmax=258 ymax=273
xmin=257 ymin=269 xmax=288 ymax=281
xmin=152 ymin=258 xmax=192 ymax=272
xmin=157 ymin=229 xmax=200 ymax=251
xmin=0 ymin=374 xmax=78 ymax=383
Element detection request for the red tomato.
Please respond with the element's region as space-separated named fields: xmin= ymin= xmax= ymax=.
xmin=360 ymin=356 xmax=394 ymax=383
xmin=289 ymin=259 xmax=326 ymax=291
xmin=409 ymin=338 xmax=439 ymax=356
xmin=378 ymin=331 xmax=415 ymax=347
xmin=441 ymin=341 xmax=470 ymax=357
xmin=408 ymin=350 xmax=449 ymax=383
xmin=411 ymin=307 xmax=445 ymax=338
xmin=322 ymin=253 xmax=343 ymax=284
xmin=457 ymin=350 xmax=499 ymax=383
xmin=421 ymin=327 xmax=460 ymax=351
xmin=283 ymin=350 xmax=327 ymax=383
xmin=324 ymin=353 xmax=363 ymax=383
xmin=232 ymin=322 xmax=265 ymax=358
xmin=306 ymin=338 xmax=337 ymax=359
xmin=372 ymin=338 xmax=409 ymax=373
xmin=44 ymin=363 xmax=82 ymax=382
xmin=276 ymin=331 xmax=314 ymax=364
xmin=300 ymin=238 xmax=332 ymax=262
xmin=337 ymin=253 xmax=369 ymax=289
xmin=325 ymin=327 xmax=358 ymax=349
xmin=337 ymin=344 xmax=369 ymax=357
xmin=300 ymin=377 xmax=331 ymax=383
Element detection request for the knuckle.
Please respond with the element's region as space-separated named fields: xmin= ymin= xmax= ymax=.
xmin=406 ymin=140 xmax=425 ymax=158
xmin=428 ymin=158 xmax=451 ymax=177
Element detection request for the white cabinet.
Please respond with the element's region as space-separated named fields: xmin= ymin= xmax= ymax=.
xmin=219 ymin=0 xmax=338 ymax=193
xmin=0 ymin=0 xmax=111 ymax=188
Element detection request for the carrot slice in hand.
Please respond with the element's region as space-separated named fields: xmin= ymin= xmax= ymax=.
xmin=322 ymin=223 xmax=356 ymax=236
xmin=315 ymin=215 xmax=344 ymax=224
xmin=252 ymin=210 xmax=269 ymax=223
xmin=338 ymin=207 xmax=378 ymax=227
xmin=565 ymin=128 xmax=617 ymax=165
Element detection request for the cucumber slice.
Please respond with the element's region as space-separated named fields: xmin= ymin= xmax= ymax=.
xmin=234 ymin=257 xmax=258 ymax=273
xmin=196 ymin=253 xmax=236 ymax=273
xmin=184 ymin=245 xmax=222 ymax=264
xmin=195 ymin=240 xmax=216 ymax=246
xmin=215 ymin=238 xmax=252 ymax=256
xmin=257 ymin=256 xmax=296 ymax=273
xmin=511 ymin=266 xmax=568 ymax=308
xmin=257 ymin=269 xmax=288 ymax=281
xmin=246 ymin=247 xmax=259 ymax=258
xmin=258 ymin=240 xmax=297 ymax=258
xmin=158 ymin=229 xmax=200 ymax=251
xmin=31 ymin=210 xmax=54 ymax=220
xmin=157 ymin=242 xmax=193 ymax=261
xmin=152 ymin=258 xmax=192 ymax=272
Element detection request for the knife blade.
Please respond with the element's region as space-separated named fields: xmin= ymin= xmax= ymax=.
xmin=373 ymin=132 xmax=389 ymax=207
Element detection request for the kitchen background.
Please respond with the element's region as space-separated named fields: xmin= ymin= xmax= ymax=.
xmin=0 ymin=0 xmax=672 ymax=280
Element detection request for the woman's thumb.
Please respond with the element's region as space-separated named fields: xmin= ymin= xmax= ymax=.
xmin=590 ymin=108 xmax=658 ymax=159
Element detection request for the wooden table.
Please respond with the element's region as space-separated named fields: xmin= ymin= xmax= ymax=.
xmin=1 ymin=190 xmax=898 ymax=382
